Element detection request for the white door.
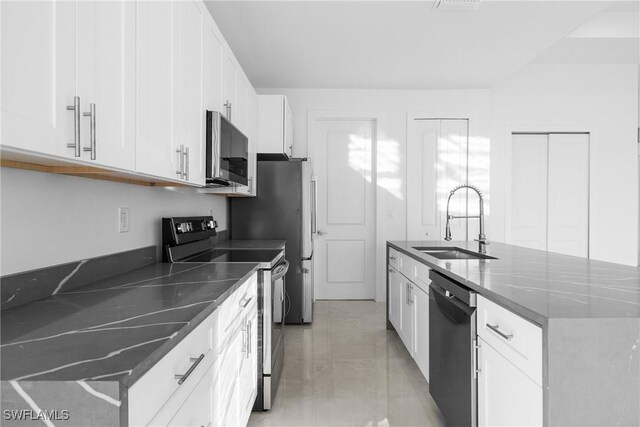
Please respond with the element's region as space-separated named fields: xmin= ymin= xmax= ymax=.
xmin=413 ymin=285 xmax=429 ymax=381
xmin=547 ymin=133 xmax=589 ymax=257
xmin=313 ymin=119 xmax=376 ymax=300
xmin=477 ymin=338 xmax=543 ymax=427
xmin=76 ymin=0 xmax=135 ymax=170
xmin=135 ymin=0 xmax=180 ymax=180
xmin=509 ymin=134 xmax=548 ymax=251
xmin=1 ymin=1 xmax=76 ymax=157
xmin=407 ymin=118 xmax=469 ymax=241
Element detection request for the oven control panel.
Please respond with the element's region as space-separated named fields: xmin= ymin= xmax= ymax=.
xmin=162 ymin=216 xmax=218 ymax=251
xmin=175 ymin=219 xmax=216 ymax=235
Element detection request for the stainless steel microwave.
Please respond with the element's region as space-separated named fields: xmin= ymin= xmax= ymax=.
xmin=206 ymin=110 xmax=249 ymax=186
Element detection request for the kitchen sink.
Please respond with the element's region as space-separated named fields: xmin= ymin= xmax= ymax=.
xmin=413 ymin=247 xmax=498 ymax=260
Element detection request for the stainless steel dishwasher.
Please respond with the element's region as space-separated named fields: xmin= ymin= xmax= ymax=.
xmin=429 ymin=270 xmax=477 ymax=427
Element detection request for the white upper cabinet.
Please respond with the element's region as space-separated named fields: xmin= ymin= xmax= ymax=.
xmin=203 ymin=16 xmax=225 ymax=124
xmin=176 ymin=0 xmax=205 ymax=186
xmin=258 ymin=95 xmax=293 ymax=157
xmin=1 ymin=1 xmax=76 ymax=157
xmin=135 ymin=0 xmax=180 ymax=181
xmin=76 ymin=0 xmax=136 ymax=170
xmin=2 ymin=0 xmax=257 ymax=189
xmin=136 ymin=0 xmax=205 ymax=185
xmin=223 ymin=51 xmax=238 ymax=122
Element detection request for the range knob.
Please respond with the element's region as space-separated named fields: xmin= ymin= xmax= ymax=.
xmin=206 ymin=220 xmax=216 ymax=230
xmin=176 ymin=222 xmax=191 ymax=234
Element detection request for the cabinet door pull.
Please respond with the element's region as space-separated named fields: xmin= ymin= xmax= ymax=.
xmin=247 ymin=320 xmax=252 ymax=358
xmin=176 ymin=144 xmax=184 ymax=178
xmin=174 ymin=353 xmax=205 ymax=385
xmin=66 ymin=96 xmax=81 ymax=157
xmin=183 ymin=146 xmax=189 ymax=181
xmin=486 ymin=323 xmax=513 ymax=341
xmin=83 ymin=103 xmax=96 ymax=160
xmin=240 ymin=296 xmax=253 ymax=308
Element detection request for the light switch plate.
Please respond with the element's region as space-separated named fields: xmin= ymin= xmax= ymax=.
xmin=119 ymin=207 xmax=130 ymax=233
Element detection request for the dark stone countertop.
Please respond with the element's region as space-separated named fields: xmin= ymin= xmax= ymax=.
xmin=213 ymin=240 xmax=286 ymax=250
xmin=0 ymin=262 xmax=260 ymax=386
xmin=388 ymin=241 xmax=640 ymax=324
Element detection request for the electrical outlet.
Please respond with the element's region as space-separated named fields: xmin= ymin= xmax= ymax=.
xmin=119 ymin=208 xmax=130 ymax=233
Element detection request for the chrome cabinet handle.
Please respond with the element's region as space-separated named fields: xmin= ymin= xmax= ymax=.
xmin=241 ymin=321 xmax=248 ymax=353
xmin=240 ymin=296 xmax=253 ymax=308
xmin=246 ymin=320 xmax=252 ymax=358
xmin=66 ymin=96 xmax=81 ymax=157
xmin=224 ymin=100 xmax=232 ymax=121
xmin=486 ymin=323 xmax=513 ymax=341
xmin=248 ymin=176 xmax=253 ymax=193
xmin=176 ymin=144 xmax=184 ymax=178
xmin=83 ymin=103 xmax=96 ymax=160
xmin=174 ymin=353 xmax=205 ymax=385
xmin=183 ymin=146 xmax=189 ymax=181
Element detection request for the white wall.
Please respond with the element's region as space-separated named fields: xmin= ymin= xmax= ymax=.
xmin=491 ymin=64 xmax=639 ymax=266
xmin=0 ymin=168 xmax=228 ymax=275
xmin=261 ymin=65 xmax=639 ymax=303
xmin=258 ymin=88 xmax=492 ymax=302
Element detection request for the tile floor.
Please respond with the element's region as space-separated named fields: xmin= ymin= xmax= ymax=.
xmin=248 ymin=301 xmax=445 ymax=427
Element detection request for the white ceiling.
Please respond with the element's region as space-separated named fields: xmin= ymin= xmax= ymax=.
xmin=204 ymin=1 xmax=638 ymax=90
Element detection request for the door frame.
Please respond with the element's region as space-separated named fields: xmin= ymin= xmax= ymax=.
xmin=503 ymin=124 xmax=594 ymax=257
xmin=307 ymin=111 xmax=380 ymax=301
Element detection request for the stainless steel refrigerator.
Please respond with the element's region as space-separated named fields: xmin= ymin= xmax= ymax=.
xmin=230 ymin=158 xmax=315 ymax=324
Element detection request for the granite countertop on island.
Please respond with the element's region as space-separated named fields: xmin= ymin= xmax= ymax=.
xmin=1 ymin=262 xmax=260 ymax=385
xmin=388 ymin=240 xmax=640 ymax=324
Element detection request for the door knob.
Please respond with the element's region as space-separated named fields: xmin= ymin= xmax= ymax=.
xmin=317 ymin=230 xmax=327 ymax=236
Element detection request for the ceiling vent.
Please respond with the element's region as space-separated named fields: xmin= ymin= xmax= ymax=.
xmin=433 ymin=0 xmax=482 ymax=11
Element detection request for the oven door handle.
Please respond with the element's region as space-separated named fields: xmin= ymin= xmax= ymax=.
xmin=272 ymin=260 xmax=290 ymax=281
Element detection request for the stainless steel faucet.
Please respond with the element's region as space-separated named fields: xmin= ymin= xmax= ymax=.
xmin=444 ymin=184 xmax=489 ymax=254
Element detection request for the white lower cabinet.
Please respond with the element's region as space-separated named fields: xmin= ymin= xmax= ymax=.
xmin=400 ymin=280 xmax=414 ymax=351
xmin=387 ymin=255 xmax=430 ymax=382
xmin=477 ymin=338 xmax=542 ymax=427
xmin=388 ymin=266 xmax=402 ymax=331
xmin=477 ymin=295 xmax=543 ymax=427
xmin=167 ymin=362 xmax=213 ymax=427
xmin=412 ymin=284 xmax=429 ymax=382
xmin=129 ymin=272 xmax=258 ymax=427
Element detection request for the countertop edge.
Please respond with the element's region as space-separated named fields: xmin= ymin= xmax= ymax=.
xmin=118 ymin=264 xmax=262 ymax=388
xmin=387 ymin=241 xmax=547 ymax=326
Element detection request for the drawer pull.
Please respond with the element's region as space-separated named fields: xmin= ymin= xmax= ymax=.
xmin=240 ymin=296 xmax=253 ymax=308
xmin=486 ymin=323 xmax=513 ymax=341
xmin=174 ymin=353 xmax=205 ymax=385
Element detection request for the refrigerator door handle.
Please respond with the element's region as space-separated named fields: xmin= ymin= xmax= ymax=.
xmin=311 ymin=176 xmax=318 ymax=236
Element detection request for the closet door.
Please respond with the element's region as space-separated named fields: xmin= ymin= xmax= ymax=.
xmin=407 ymin=118 xmax=468 ymax=241
xmin=509 ymin=134 xmax=548 ymax=251
xmin=547 ymin=134 xmax=589 ymax=257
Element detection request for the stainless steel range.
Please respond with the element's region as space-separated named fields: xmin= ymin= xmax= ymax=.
xmin=162 ymin=216 xmax=287 ymax=411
